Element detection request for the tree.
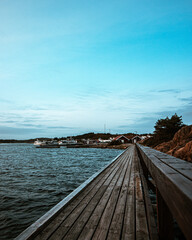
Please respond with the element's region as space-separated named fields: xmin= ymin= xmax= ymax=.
xmin=154 ymin=114 xmax=184 ymax=143
xmin=143 ymin=114 xmax=185 ymax=147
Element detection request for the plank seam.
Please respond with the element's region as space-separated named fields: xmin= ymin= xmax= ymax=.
xmin=105 ymin=153 xmax=132 ymax=239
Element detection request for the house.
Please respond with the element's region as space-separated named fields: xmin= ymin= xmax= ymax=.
xmin=132 ymin=136 xmax=142 ymax=143
xmin=112 ymin=135 xmax=131 ymax=144
xmin=86 ymin=139 xmax=98 ymax=145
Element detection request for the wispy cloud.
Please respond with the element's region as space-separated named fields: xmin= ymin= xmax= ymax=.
xmin=0 ymin=126 xmax=44 ymax=135
xmin=0 ymin=98 xmax=13 ymax=104
xmin=154 ymin=89 xmax=181 ymax=94
xmin=47 ymin=126 xmax=76 ymax=129
xmin=18 ymin=123 xmax=44 ymax=128
xmin=179 ymin=97 xmax=192 ymax=103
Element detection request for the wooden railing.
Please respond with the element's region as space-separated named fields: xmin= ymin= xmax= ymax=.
xmin=136 ymin=143 xmax=192 ymax=240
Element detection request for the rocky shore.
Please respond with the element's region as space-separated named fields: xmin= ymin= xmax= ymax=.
xmin=154 ymin=125 xmax=192 ymax=162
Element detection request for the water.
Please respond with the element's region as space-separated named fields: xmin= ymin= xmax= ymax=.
xmin=0 ymin=143 xmax=122 ymax=240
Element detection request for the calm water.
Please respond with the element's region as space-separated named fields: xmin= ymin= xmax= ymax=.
xmin=0 ymin=143 xmax=122 ymax=240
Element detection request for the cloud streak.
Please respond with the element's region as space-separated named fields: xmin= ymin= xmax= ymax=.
xmin=1 ymin=86 xmax=192 ymax=138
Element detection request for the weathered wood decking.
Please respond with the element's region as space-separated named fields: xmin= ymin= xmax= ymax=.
xmin=16 ymin=145 xmax=157 ymax=240
xmin=15 ymin=144 xmax=192 ymax=240
xmin=137 ymin=144 xmax=192 ymax=240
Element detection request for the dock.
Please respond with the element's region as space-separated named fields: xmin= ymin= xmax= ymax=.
xmin=15 ymin=144 xmax=192 ymax=240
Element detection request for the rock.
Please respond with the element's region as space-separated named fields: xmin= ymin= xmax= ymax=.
xmin=155 ymin=141 xmax=172 ymax=153
xmin=174 ymin=141 xmax=192 ymax=162
xmin=154 ymin=125 xmax=192 ymax=162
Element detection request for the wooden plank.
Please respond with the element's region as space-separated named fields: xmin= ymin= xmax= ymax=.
xmin=121 ymin=157 xmax=135 ymax=240
xmin=134 ymin=149 xmax=149 ymax=240
xmin=148 ymin=149 xmax=192 ymax=181
xmin=145 ymin=148 xmax=192 ymax=177
xmin=54 ymin=151 xmax=129 ymax=240
xmin=136 ymin=144 xmax=192 ymax=240
xmin=90 ymin=155 xmax=130 ymax=239
xmin=34 ymin=151 xmax=126 ymax=240
xmin=106 ymin=151 xmax=133 ymax=240
xmin=158 ymin=161 xmax=192 ymax=181
xmin=80 ymin=150 xmax=129 ymax=239
xmin=78 ymin=154 xmax=132 ymax=240
xmin=138 ymin=157 xmax=158 ymax=240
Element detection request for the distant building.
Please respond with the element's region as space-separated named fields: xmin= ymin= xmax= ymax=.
xmin=132 ymin=136 xmax=142 ymax=143
xmin=98 ymin=138 xmax=113 ymax=143
xmin=113 ymin=135 xmax=131 ymax=144
xmin=86 ymin=139 xmax=97 ymax=145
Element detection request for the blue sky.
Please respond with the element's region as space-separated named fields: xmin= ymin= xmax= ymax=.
xmin=0 ymin=0 xmax=192 ymax=139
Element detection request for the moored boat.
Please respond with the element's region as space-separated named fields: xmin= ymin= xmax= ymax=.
xmin=58 ymin=140 xmax=68 ymax=146
xmin=34 ymin=140 xmax=60 ymax=148
xmin=58 ymin=138 xmax=77 ymax=146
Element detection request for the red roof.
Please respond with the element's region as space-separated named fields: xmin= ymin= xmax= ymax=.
xmin=113 ymin=135 xmax=130 ymax=141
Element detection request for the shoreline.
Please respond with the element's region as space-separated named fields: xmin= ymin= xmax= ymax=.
xmin=0 ymin=142 xmax=132 ymax=150
xmin=66 ymin=143 xmax=131 ymax=149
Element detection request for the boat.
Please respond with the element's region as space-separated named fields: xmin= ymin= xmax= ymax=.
xmin=58 ymin=139 xmax=77 ymax=146
xmin=58 ymin=140 xmax=68 ymax=146
xmin=34 ymin=139 xmax=60 ymax=148
xmin=34 ymin=139 xmax=42 ymax=146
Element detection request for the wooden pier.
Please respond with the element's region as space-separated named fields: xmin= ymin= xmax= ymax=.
xmin=15 ymin=144 xmax=192 ymax=240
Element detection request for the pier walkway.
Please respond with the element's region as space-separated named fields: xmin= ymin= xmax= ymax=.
xmin=16 ymin=144 xmax=192 ymax=240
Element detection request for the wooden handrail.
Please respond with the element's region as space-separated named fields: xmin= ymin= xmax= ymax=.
xmin=136 ymin=143 xmax=192 ymax=240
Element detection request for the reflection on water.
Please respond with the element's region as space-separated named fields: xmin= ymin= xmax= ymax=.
xmin=0 ymin=143 xmax=122 ymax=239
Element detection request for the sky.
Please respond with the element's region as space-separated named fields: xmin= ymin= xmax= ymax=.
xmin=0 ymin=0 xmax=192 ymax=139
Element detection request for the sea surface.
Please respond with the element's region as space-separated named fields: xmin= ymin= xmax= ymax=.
xmin=0 ymin=143 xmax=123 ymax=240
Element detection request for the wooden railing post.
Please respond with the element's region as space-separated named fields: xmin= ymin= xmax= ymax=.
xmin=156 ymin=189 xmax=174 ymax=240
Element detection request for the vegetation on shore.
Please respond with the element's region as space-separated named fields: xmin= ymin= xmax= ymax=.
xmin=142 ymin=114 xmax=184 ymax=147
xmin=141 ymin=114 xmax=192 ymax=162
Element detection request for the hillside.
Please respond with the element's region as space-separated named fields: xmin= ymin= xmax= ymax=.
xmin=154 ymin=125 xmax=192 ymax=162
xmin=72 ymin=132 xmax=137 ymax=140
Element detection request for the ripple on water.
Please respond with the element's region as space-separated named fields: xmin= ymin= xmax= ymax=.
xmin=0 ymin=143 xmax=123 ymax=240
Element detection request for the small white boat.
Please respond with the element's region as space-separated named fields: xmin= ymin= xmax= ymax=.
xmin=34 ymin=139 xmax=42 ymax=146
xmin=34 ymin=139 xmax=60 ymax=148
xmin=58 ymin=140 xmax=68 ymax=146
